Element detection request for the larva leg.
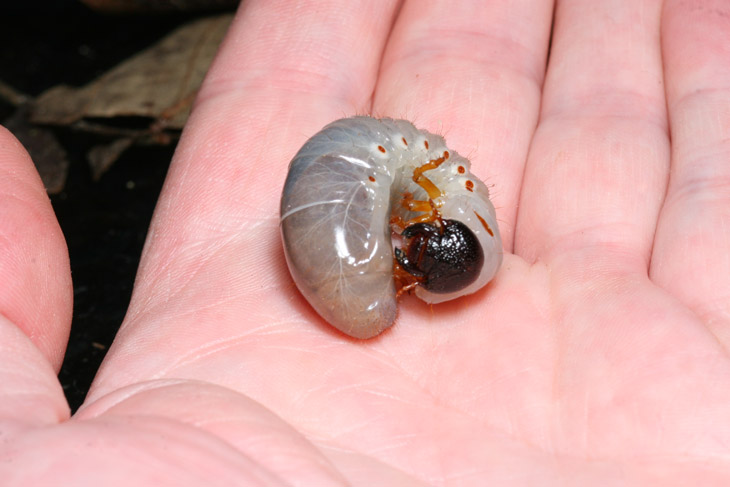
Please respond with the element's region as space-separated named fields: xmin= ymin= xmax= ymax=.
xmin=390 ymin=213 xmax=432 ymax=232
xmin=393 ymin=253 xmax=423 ymax=297
xmin=397 ymin=193 xmax=443 ymax=228
xmin=411 ymin=151 xmax=450 ymax=200
xmin=401 ymin=197 xmax=432 ymax=213
xmin=396 ymin=152 xmax=451 ymax=228
xmin=395 ymin=280 xmax=420 ymax=297
xmin=407 ymin=212 xmax=440 ymax=225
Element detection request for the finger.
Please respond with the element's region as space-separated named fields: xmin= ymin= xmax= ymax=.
xmin=511 ymin=1 xmax=730 ymax=463
xmin=373 ymin=0 xmax=554 ymax=250
xmin=516 ymin=0 xmax=669 ymax=272
xmin=0 ymin=127 xmax=71 ymax=424
xmin=0 ymin=126 xmax=72 ymax=370
xmin=87 ymin=0 xmax=401 ymax=400
xmin=651 ymin=0 xmax=730 ymax=342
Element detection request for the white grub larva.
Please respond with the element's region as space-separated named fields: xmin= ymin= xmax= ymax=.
xmin=280 ymin=116 xmax=502 ymax=339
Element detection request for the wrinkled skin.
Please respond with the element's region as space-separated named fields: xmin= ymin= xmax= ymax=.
xmin=2 ymin=0 xmax=730 ymax=484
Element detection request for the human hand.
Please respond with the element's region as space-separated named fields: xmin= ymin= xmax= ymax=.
xmin=2 ymin=0 xmax=730 ymax=484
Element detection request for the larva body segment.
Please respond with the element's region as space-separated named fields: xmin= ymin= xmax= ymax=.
xmin=280 ymin=116 xmax=502 ymax=339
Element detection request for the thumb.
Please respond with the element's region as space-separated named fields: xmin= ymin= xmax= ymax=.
xmin=0 ymin=125 xmax=72 ymax=423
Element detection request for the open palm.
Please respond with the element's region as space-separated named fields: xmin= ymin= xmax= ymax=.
xmin=3 ymin=0 xmax=730 ymax=485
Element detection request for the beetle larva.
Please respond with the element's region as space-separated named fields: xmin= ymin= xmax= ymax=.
xmin=280 ymin=116 xmax=502 ymax=339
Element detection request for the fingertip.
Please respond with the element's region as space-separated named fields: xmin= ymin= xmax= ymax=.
xmin=0 ymin=125 xmax=73 ymax=371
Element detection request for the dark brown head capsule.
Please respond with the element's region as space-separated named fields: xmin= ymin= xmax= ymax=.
xmin=395 ymin=219 xmax=484 ymax=294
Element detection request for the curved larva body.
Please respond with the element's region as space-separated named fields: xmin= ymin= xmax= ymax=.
xmin=280 ymin=116 xmax=502 ymax=339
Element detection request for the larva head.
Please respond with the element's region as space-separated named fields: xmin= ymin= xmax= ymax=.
xmin=395 ymin=219 xmax=484 ymax=294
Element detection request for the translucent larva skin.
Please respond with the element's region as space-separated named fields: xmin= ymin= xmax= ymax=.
xmin=280 ymin=116 xmax=502 ymax=339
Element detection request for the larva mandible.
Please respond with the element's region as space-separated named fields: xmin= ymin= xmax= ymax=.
xmin=280 ymin=116 xmax=502 ymax=339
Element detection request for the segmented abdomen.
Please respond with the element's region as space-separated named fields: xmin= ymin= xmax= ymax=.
xmin=280 ymin=118 xmax=399 ymax=338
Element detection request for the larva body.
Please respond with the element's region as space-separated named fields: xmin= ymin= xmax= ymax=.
xmin=280 ymin=116 xmax=502 ymax=339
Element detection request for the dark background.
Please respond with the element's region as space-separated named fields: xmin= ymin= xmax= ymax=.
xmin=1 ymin=1 xmax=222 ymax=411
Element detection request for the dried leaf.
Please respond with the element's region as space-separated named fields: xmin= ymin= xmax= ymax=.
xmin=0 ymin=79 xmax=30 ymax=107
xmin=88 ymin=137 xmax=135 ymax=180
xmin=4 ymin=106 xmax=69 ymax=194
xmin=32 ymin=13 xmax=232 ymax=132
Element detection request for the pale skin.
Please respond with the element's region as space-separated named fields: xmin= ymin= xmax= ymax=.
xmin=1 ymin=0 xmax=730 ymax=484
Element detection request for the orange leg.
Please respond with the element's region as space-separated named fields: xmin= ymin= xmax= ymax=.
xmin=393 ymin=258 xmax=423 ymax=297
xmin=411 ymin=151 xmax=449 ymax=200
xmin=397 ymin=164 xmax=448 ymax=227
xmin=391 ymin=151 xmax=451 ymax=295
xmin=393 ymin=198 xmax=442 ymax=229
xmin=389 ymin=214 xmax=408 ymax=229
xmin=402 ymin=199 xmax=432 ymax=213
